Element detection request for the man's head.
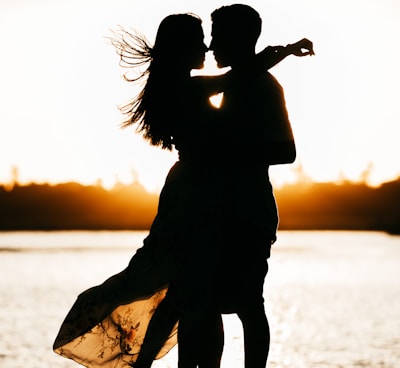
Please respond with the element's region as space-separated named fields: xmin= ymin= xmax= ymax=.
xmin=209 ymin=4 xmax=262 ymax=68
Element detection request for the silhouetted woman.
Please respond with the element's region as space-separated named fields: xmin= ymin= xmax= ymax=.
xmin=53 ymin=14 xmax=230 ymax=368
xmin=113 ymin=15 xmax=229 ymax=368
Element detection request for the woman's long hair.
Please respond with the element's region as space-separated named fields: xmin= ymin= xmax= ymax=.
xmin=110 ymin=14 xmax=202 ymax=150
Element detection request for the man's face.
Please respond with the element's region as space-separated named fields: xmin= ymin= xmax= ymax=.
xmin=209 ymin=23 xmax=235 ymax=68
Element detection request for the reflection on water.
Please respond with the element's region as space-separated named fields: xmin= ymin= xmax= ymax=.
xmin=0 ymin=230 xmax=148 ymax=252
xmin=0 ymin=231 xmax=399 ymax=367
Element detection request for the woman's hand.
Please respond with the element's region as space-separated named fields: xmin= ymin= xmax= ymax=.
xmin=286 ymin=38 xmax=315 ymax=56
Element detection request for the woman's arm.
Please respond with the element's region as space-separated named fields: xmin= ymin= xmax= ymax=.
xmin=257 ymin=38 xmax=315 ymax=70
xmin=192 ymin=38 xmax=314 ymax=96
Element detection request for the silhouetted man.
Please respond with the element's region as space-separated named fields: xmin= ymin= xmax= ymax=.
xmin=209 ymin=4 xmax=297 ymax=368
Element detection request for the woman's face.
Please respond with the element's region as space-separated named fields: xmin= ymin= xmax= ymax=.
xmin=185 ymin=25 xmax=208 ymax=70
xmin=155 ymin=15 xmax=207 ymax=71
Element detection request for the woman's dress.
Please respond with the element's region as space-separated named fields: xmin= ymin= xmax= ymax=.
xmin=52 ymin=234 xmax=177 ymax=367
xmin=53 ymin=162 xmax=224 ymax=367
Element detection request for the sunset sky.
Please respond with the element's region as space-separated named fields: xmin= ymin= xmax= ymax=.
xmin=1 ymin=0 xmax=400 ymax=192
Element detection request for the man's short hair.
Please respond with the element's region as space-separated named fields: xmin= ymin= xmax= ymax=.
xmin=211 ymin=4 xmax=262 ymax=45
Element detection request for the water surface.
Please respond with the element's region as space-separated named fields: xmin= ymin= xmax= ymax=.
xmin=0 ymin=230 xmax=399 ymax=367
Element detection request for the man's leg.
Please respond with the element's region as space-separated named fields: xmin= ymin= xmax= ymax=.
xmin=134 ymin=293 xmax=179 ymax=368
xmin=178 ymin=310 xmax=224 ymax=368
xmin=237 ymin=302 xmax=270 ymax=368
xmin=220 ymin=223 xmax=271 ymax=368
xmin=176 ymin=249 xmax=224 ymax=368
xmin=198 ymin=312 xmax=224 ymax=368
xmin=237 ymin=242 xmax=270 ymax=368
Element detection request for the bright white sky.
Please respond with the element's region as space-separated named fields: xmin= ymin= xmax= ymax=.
xmin=1 ymin=0 xmax=400 ymax=192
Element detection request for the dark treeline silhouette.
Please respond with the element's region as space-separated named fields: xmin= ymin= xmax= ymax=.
xmin=1 ymin=178 xmax=399 ymax=233
xmin=276 ymin=179 xmax=400 ymax=233
xmin=0 ymin=181 xmax=158 ymax=230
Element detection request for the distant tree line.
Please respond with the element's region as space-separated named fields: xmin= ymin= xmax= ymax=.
xmin=0 ymin=181 xmax=158 ymax=230
xmin=275 ymin=179 xmax=400 ymax=233
xmin=1 ymin=178 xmax=399 ymax=233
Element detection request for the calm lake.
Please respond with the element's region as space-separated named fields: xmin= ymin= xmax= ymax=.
xmin=0 ymin=230 xmax=399 ymax=368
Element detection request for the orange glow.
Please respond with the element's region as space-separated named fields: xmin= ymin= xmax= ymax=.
xmin=1 ymin=178 xmax=399 ymax=232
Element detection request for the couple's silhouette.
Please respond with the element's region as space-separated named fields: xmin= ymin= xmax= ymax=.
xmin=53 ymin=4 xmax=313 ymax=368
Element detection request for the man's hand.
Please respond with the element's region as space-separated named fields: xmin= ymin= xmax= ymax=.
xmin=287 ymin=38 xmax=315 ymax=57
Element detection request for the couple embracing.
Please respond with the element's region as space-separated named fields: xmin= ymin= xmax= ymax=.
xmin=53 ymin=4 xmax=314 ymax=368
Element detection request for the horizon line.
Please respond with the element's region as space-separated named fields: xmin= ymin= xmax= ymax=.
xmin=2 ymin=175 xmax=400 ymax=193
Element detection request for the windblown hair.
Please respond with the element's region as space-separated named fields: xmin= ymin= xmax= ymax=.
xmin=110 ymin=27 xmax=153 ymax=83
xmin=110 ymin=14 xmax=202 ymax=150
